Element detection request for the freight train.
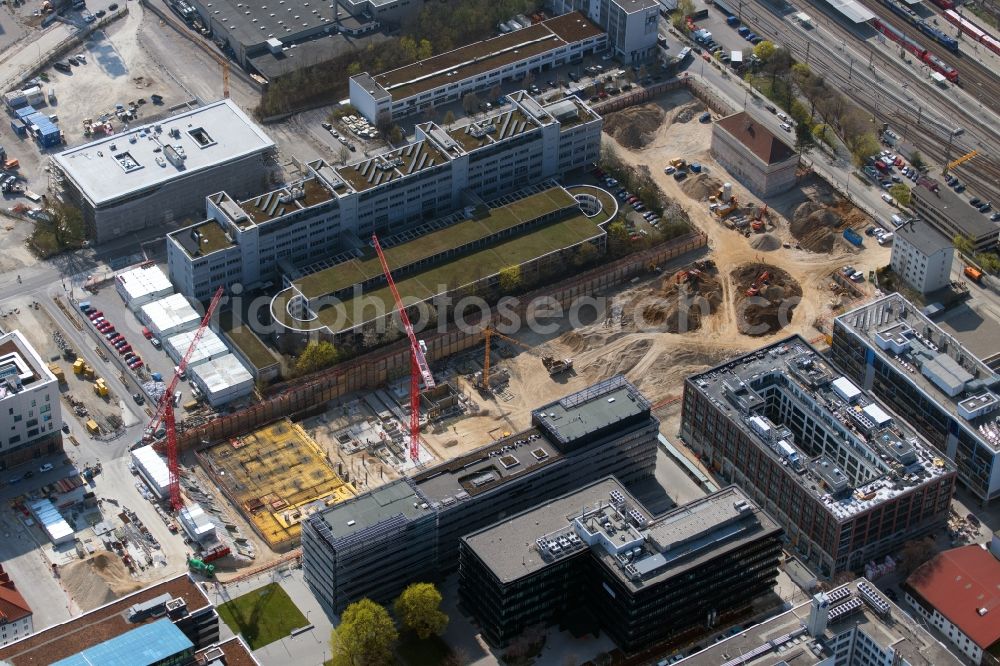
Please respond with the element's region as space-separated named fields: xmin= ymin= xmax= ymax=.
xmin=872 ymin=18 xmax=960 ymax=81
xmin=880 ymin=0 xmax=960 ymax=51
xmin=944 ymin=8 xmax=1000 ymax=57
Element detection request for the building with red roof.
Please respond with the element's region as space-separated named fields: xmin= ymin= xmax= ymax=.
xmin=903 ymin=543 xmax=1000 ymax=665
xmin=0 ymin=565 xmax=33 ymax=647
xmin=711 ymin=111 xmax=799 ymax=197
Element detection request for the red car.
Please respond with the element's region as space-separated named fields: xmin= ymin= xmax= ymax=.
xmin=88 ymin=310 xmax=103 ymax=320
xmin=131 ymin=360 xmax=144 ymax=370
xmin=119 ymin=344 xmax=132 ymax=355
xmin=97 ymin=322 xmax=111 ymax=332
xmin=142 ymin=326 xmax=152 ymax=339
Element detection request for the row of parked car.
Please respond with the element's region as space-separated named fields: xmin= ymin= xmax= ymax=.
xmin=592 ymin=168 xmax=665 ymax=227
xmin=82 ymin=304 xmax=144 ymax=371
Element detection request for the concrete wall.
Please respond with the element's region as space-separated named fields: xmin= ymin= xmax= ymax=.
xmin=175 ymin=231 xmax=707 ymax=450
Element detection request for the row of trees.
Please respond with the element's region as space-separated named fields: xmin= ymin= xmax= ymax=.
xmin=330 ymin=583 xmax=449 ymax=666
xmin=257 ymin=0 xmax=541 ymax=116
xmin=954 ymin=234 xmax=1000 ymax=274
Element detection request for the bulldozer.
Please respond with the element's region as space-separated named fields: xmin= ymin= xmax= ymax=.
xmin=745 ymin=271 xmax=771 ymax=297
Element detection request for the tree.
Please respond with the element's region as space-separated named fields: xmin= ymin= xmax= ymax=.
xmin=294 ymin=340 xmax=340 ymax=376
xmin=975 ymin=251 xmax=1000 ymax=274
xmin=489 ymin=84 xmax=501 ymax=102
xmin=338 ymin=145 xmax=351 ymax=164
xmin=499 ymin=265 xmax=521 ymax=293
xmin=908 ymin=150 xmax=926 ymax=172
xmin=388 ymin=125 xmax=404 ymax=144
xmin=753 ymin=40 xmax=776 ymax=62
xmin=812 ymin=123 xmax=835 ymax=147
xmin=462 ymin=92 xmax=481 ymax=116
xmin=521 ymin=70 xmax=535 ymax=90
xmin=794 ymin=121 xmax=815 ymax=154
xmin=394 ymin=582 xmax=448 ymax=640
xmin=897 ymin=536 xmax=936 ymax=577
xmin=330 ymin=599 xmax=398 ymax=666
xmin=608 ymin=219 xmax=630 ymax=257
xmin=953 ymin=234 xmax=975 ymax=256
xmin=672 ymin=0 xmax=695 ymax=30
xmin=573 ymin=241 xmax=600 ymax=268
xmin=888 ymin=183 xmax=911 ymax=208
xmin=847 ymin=132 xmax=881 ymax=167
xmin=442 ymin=110 xmax=456 ymax=128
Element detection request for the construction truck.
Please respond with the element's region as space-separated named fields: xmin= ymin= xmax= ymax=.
xmin=964 ymin=266 xmax=983 ymax=283
xmin=187 ymin=557 xmax=215 ymax=578
xmin=48 ymin=363 xmax=66 ymax=384
xmin=93 ymin=378 xmax=108 ymax=397
xmin=541 ymin=355 xmax=574 ymax=376
xmin=669 ymin=157 xmax=687 ymax=169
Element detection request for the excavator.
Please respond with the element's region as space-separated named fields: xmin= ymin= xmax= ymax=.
xmin=745 ymin=271 xmax=771 ymax=297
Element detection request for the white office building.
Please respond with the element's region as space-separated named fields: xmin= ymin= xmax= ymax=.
xmin=191 ymin=354 xmax=254 ymax=407
xmin=167 ymin=91 xmax=602 ymax=302
xmin=115 ymin=264 xmax=174 ymax=312
xmin=349 ymin=12 xmax=606 ymax=125
xmin=0 ymin=330 xmax=61 ymax=470
xmin=53 ymin=100 xmax=276 ymax=244
xmin=890 ymin=219 xmax=954 ymax=295
xmin=548 ymin=0 xmax=659 ymax=63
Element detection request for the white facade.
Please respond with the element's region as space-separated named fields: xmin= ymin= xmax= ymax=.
xmin=179 ymin=503 xmax=217 ymax=543
xmin=191 ymin=354 xmax=254 ymax=407
xmin=165 ymin=329 xmax=230 ymax=368
xmin=167 ymin=93 xmax=602 ymax=302
xmin=349 ymin=12 xmax=607 ymax=124
xmin=115 ymin=264 xmax=173 ymax=312
xmin=131 ymin=445 xmax=170 ymax=499
xmin=549 ymin=0 xmax=659 ymax=63
xmin=903 ymin=590 xmax=983 ymax=663
xmin=0 ymin=331 xmax=61 ymax=468
xmin=0 ymin=614 xmax=32 ymax=647
xmin=140 ymin=294 xmax=202 ymax=339
xmin=890 ymin=222 xmax=954 ymax=294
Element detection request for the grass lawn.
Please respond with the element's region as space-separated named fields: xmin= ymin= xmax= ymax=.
xmin=217 ymin=583 xmax=309 ymax=650
xmin=397 ymin=633 xmax=453 ymax=666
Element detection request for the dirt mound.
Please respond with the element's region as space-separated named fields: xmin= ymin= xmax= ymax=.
xmin=559 ymin=330 xmax=590 ymax=354
xmin=731 ymin=263 xmax=803 ymax=337
xmin=790 ymin=195 xmax=871 ymax=253
xmin=62 ymin=550 xmax=142 ymax=612
xmin=603 ymin=104 xmax=666 ymax=149
xmin=749 ymin=233 xmax=781 ymax=251
xmin=680 ymin=173 xmax=723 ymax=201
xmin=635 ymin=268 xmax=723 ymax=333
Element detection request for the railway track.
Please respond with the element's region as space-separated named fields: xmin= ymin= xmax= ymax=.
xmin=855 ymin=0 xmax=1000 ymax=101
xmin=740 ymin=1 xmax=1000 ymax=199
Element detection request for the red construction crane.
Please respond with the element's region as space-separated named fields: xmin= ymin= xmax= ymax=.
xmin=372 ymin=234 xmax=434 ymax=462
xmin=145 ymin=286 xmax=225 ymax=511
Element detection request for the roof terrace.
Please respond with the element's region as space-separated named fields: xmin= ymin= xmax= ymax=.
xmin=836 ymin=293 xmax=1000 ymax=451
xmin=688 ymin=335 xmax=954 ymax=522
xmin=239 ymin=176 xmax=334 ymax=223
xmin=334 ymin=139 xmax=447 ymax=193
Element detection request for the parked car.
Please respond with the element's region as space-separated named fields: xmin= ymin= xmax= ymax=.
xmin=39 ymin=463 xmax=53 ymax=473
xmin=765 ymin=104 xmax=777 ymax=114
xmin=133 ymin=393 xmax=145 ymax=405
xmin=150 ymin=338 xmax=161 ymax=349
xmin=779 ymin=123 xmax=792 ymax=132
xmin=970 ymin=198 xmax=982 ymax=207
xmin=699 ymin=112 xmax=711 ymax=123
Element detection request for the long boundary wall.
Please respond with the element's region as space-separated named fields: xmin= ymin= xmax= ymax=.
xmin=176 ymin=231 xmax=707 ymax=450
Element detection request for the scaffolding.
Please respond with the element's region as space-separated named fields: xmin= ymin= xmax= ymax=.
xmin=199 ymin=419 xmax=357 ymax=551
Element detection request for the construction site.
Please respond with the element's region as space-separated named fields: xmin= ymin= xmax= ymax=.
xmin=197 ymin=420 xmax=357 ymax=552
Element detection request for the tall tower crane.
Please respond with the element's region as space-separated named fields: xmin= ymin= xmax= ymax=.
xmin=372 ymin=234 xmax=434 ymax=463
xmin=145 ymin=286 xmax=225 ymax=511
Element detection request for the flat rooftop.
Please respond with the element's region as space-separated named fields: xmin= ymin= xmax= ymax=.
xmin=463 ymin=479 xmax=779 ymax=589
xmin=314 ymin=478 xmax=434 ymax=544
xmin=837 ymin=294 xmax=1000 ymax=452
xmin=0 ymin=331 xmax=48 ymax=394
xmin=223 ymin=325 xmax=278 ymax=370
xmin=368 ymin=12 xmax=603 ymax=100
xmin=678 ymin=579 xmax=960 ymax=665
xmin=53 ymin=100 xmax=275 ymax=207
xmin=913 ymin=179 xmax=1000 ymax=241
xmin=334 ymin=139 xmax=447 ymax=193
xmin=444 ymin=108 xmax=542 ymax=153
xmin=189 ymin=0 xmax=335 ymax=49
xmin=893 ymin=219 xmax=953 ymax=256
xmin=414 ymin=375 xmax=650 ymax=505
xmin=274 ymin=185 xmax=613 ymax=334
xmin=0 ymin=574 xmax=210 ymax=665
xmin=688 ymin=335 xmax=954 ymax=521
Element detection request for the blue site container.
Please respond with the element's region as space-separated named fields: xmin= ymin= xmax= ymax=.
xmin=843 ymin=229 xmax=863 ymax=247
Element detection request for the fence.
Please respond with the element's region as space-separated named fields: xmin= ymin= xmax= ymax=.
xmin=591 ymin=77 xmax=688 ymax=114
xmin=175 ymin=231 xmax=707 ymax=450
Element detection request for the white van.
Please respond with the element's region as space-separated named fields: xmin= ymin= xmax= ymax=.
xmin=891 ymin=214 xmax=904 ymax=226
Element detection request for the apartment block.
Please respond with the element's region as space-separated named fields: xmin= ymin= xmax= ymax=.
xmin=832 ymin=293 xmax=1000 ymax=503
xmin=680 ymin=336 xmax=956 ymax=577
xmin=167 ymin=92 xmax=602 ymax=303
xmin=349 ymin=12 xmax=606 ymax=124
xmin=890 ymin=219 xmax=954 ymax=295
xmin=302 ymin=375 xmax=659 ymax=614
xmin=459 ymin=479 xmax=782 ymax=653
xmin=0 ymin=330 xmax=62 ymax=470
xmin=548 ymin=0 xmax=659 ymax=63
xmin=0 ymin=566 xmax=31 ymax=648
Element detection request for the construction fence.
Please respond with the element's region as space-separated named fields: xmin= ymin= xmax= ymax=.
xmin=176 ymin=231 xmax=708 ymax=451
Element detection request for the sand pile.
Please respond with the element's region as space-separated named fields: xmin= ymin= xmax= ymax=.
xmin=680 ymin=173 xmax=723 ymax=200
xmin=634 ymin=268 xmax=723 ymax=333
xmin=790 ymin=195 xmax=870 ymax=253
xmin=62 ymin=551 xmax=142 ymax=612
xmin=603 ymin=104 xmax=666 ymax=149
xmin=749 ymin=233 xmax=781 ymax=251
xmin=730 ymin=263 xmax=803 ymax=336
